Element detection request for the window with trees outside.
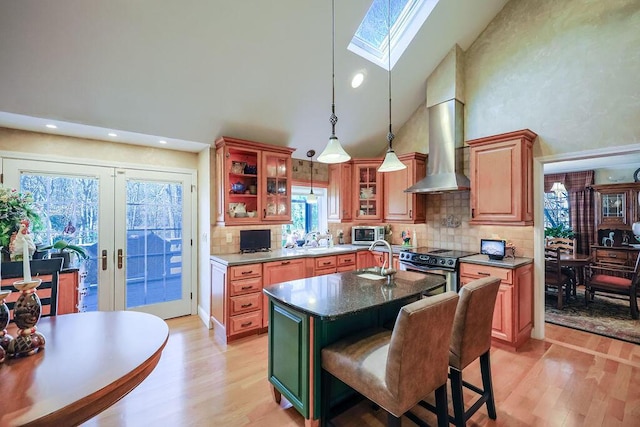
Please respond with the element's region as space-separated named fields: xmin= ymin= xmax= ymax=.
xmin=281 ymin=186 xmax=327 ymax=247
xmin=544 ymin=182 xmax=570 ymax=229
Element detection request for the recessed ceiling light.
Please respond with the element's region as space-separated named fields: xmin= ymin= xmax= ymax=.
xmin=108 ymin=132 xmax=118 ymax=137
xmin=45 ymin=124 xmax=57 ymax=129
xmin=351 ymin=72 xmax=365 ymax=88
xmin=159 ymin=140 xmax=167 ymax=144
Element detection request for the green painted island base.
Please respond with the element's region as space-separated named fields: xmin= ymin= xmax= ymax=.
xmin=264 ymin=269 xmax=447 ymax=425
xmin=268 ymin=299 xmax=411 ymax=425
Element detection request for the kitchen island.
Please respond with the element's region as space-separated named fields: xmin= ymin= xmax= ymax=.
xmin=263 ymin=269 xmax=446 ymax=426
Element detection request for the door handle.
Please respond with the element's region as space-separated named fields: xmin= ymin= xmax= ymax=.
xmin=101 ymin=250 xmax=108 ymax=270
xmin=117 ymin=249 xmax=124 ymax=269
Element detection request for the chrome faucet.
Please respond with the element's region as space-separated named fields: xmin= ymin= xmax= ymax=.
xmin=368 ymin=239 xmax=397 ymax=280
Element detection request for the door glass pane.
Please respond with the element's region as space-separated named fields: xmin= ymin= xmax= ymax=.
xmin=126 ymin=180 xmax=183 ymax=308
xmin=19 ymin=174 xmax=99 ymax=312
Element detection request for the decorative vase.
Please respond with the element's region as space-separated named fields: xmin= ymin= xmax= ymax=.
xmin=7 ymin=279 xmax=45 ymax=357
xmin=0 ymin=290 xmax=13 ymax=363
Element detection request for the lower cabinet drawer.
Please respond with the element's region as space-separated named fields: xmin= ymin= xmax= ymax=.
xmin=459 ymin=263 xmax=512 ymax=284
xmin=229 ymin=292 xmax=261 ymax=316
xmin=229 ymin=277 xmax=263 ymax=296
xmin=337 ymin=253 xmax=356 ymax=267
xmin=229 ymin=311 xmax=262 ymax=335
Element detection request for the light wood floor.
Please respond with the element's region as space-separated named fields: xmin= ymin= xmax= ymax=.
xmin=82 ymin=316 xmax=640 ymax=427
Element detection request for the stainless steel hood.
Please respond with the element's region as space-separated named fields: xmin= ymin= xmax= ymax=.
xmin=404 ymin=99 xmax=470 ymax=193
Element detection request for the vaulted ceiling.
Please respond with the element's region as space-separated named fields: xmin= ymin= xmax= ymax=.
xmin=0 ymin=0 xmax=509 ymax=158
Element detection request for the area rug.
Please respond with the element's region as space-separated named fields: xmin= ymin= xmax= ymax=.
xmin=544 ymin=289 xmax=640 ymax=345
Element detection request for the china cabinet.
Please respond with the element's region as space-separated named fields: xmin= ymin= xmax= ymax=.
xmin=215 ymin=136 xmax=295 ymax=225
xmin=353 ymin=159 xmax=383 ymax=222
xmin=592 ymin=183 xmax=640 ymax=231
xmin=467 ymin=129 xmax=537 ymax=226
xmin=383 ymin=152 xmax=427 ymax=223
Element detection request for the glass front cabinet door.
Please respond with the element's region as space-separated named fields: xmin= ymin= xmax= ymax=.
xmin=262 ymin=152 xmax=292 ymax=221
xmin=353 ymin=161 xmax=383 ymax=221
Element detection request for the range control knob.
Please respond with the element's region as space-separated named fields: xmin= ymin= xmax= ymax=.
xmin=439 ymin=259 xmax=446 ymax=265
xmin=447 ymin=259 xmax=454 ymax=266
xmin=430 ymin=258 xmax=437 ymax=264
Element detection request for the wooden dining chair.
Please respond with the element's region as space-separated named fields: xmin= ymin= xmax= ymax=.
xmin=321 ymin=291 xmax=459 ymax=427
xmin=544 ymin=247 xmax=572 ymax=309
xmin=0 ymin=258 xmax=64 ymax=318
xmin=546 ymin=237 xmax=577 ymax=295
xmin=585 ymin=255 xmax=640 ymax=320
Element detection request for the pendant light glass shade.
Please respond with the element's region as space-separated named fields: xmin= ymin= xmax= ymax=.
xmin=379 ymin=148 xmax=406 ymax=172
xmin=378 ymin=0 xmax=406 ymax=173
xmin=318 ymin=0 xmax=350 ymax=165
xmin=318 ymin=136 xmax=350 ymax=164
xmin=307 ymin=150 xmax=318 ymax=204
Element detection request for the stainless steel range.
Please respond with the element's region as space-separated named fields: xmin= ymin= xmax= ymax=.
xmin=398 ymin=247 xmax=477 ymax=292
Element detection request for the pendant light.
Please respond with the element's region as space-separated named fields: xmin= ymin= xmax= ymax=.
xmin=307 ymin=150 xmax=318 ymax=204
xmin=317 ymin=0 xmax=351 ymax=164
xmin=378 ymin=0 xmax=406 ymax=173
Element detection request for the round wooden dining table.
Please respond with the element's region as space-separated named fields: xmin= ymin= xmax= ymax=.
xmin=0 ymin=311 xmax=169 ymax=427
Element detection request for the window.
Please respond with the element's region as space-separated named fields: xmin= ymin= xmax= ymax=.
xmin=544 ymin=182 xmax=570 ymax=229
xmin=348 ymin=0 xmax=440 ymax=69
xmin=282 ymin=186 xmax=327 ymax=247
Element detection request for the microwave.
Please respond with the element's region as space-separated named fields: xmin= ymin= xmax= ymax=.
xmin=352 ymin=226 xmax=385 ymax=245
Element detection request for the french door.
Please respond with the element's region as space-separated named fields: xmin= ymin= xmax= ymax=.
xmin=2 ymin=158 xmax=194 ymax=319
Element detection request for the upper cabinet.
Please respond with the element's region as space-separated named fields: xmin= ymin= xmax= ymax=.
xmin=327 ymin=163 xmax=353 ymax=223
xmin=467 ymin=129 xmax=537 ymax=226
xmin=593 ymin=183 xmax=640 ymax=230
xmin=353 ymin=160 xmax=383 ymax=222
xmin=383 ymin=153 xmax=427 ymax=223
xmin=215 ymin=136 xmax=295 ymax=225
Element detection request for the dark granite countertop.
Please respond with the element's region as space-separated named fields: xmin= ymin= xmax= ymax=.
xmin=263 ymin=270 xmax=446 ymax=320
xmin=210 ymin=244 xmax=415 ymax=266
xmin=460 ymin=254 xmax=533 ymax=269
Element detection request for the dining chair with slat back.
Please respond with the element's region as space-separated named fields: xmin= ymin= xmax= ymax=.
xmin=544 ymin=247 xmax=572 ymax=309
xmin=585 ymin=254 xmax=640 ymax=319
xmin=546 ymin=237 xmax=578 ymax=295
xmin=0 ymin=258 xmax=64 ymax=318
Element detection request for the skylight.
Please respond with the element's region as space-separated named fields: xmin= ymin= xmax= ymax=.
xmin=348 ymin=0 xmax=440 ymax=70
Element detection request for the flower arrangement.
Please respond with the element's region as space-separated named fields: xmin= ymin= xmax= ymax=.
xmin=0 ymin=187 xmax=42 ymax=250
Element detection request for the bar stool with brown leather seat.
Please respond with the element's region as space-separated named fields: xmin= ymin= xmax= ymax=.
xmin=419 ymin=276 xmax=501 ymax=426
xmin=321 ymin=291 xmax=459 ymax=427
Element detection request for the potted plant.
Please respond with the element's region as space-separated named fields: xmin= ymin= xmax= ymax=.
xmin=40 ymin=239 xmax=88 ymax=268
xmin=0 ymin=187 xmax=42 ymax=261
xmin=544 ymin=224 xmax=575 ymax=239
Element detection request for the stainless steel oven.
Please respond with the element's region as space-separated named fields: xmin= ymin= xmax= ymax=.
xmin=398 ymin=248 xmax=477 ymax=293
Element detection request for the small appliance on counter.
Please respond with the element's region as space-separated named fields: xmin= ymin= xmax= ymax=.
xmin=352 ymin=226 xmax=385 ymax=245
xmin=240 ymin=229 xmax=271 ymax=253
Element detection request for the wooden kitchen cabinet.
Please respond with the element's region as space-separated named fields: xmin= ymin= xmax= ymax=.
xmin=327 ymin=163 xmax=353 ymax=222
xmin=215 ymin=136 xmax=295 ymax=226
xmin=356 ymin=250 xmax=376 ymax=269
xmin=467 ymin=129 xmax=537 ymax=226
xmin=210 ymin=260 xmax=264 ymax=342
xmin=459 ymin=261 xmax=533 ymax=349
xmin=314 ymin=255 xmax=338 ymax=276
xmin=371 ymin=251 xmax=399 ymax=271
xmin=336 ymin=253 xmax=356 ymax=272
xmin=353 ymin=160 xmax=383 ymax=222
xmin=383 ymin=152 xmax=427 ymax=223
xmin=58 ymin=270 xmax=79 ymax=314
xmin=262 ymin=258 xmax=307 ymax=328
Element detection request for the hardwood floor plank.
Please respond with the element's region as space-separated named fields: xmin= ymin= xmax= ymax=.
xmin=81 ymin=318 xmax=640 ymax=426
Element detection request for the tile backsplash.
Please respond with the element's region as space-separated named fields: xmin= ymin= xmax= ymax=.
xmin=211 ymin=191 xmax=533 ymax=258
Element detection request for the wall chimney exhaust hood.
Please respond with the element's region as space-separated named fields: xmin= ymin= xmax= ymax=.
xmin=404 ymin=99 xmax=470 ymax=193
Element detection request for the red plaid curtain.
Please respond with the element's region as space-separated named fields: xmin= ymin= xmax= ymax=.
xmin=544 ymin=171 xmax=594 ymax=255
